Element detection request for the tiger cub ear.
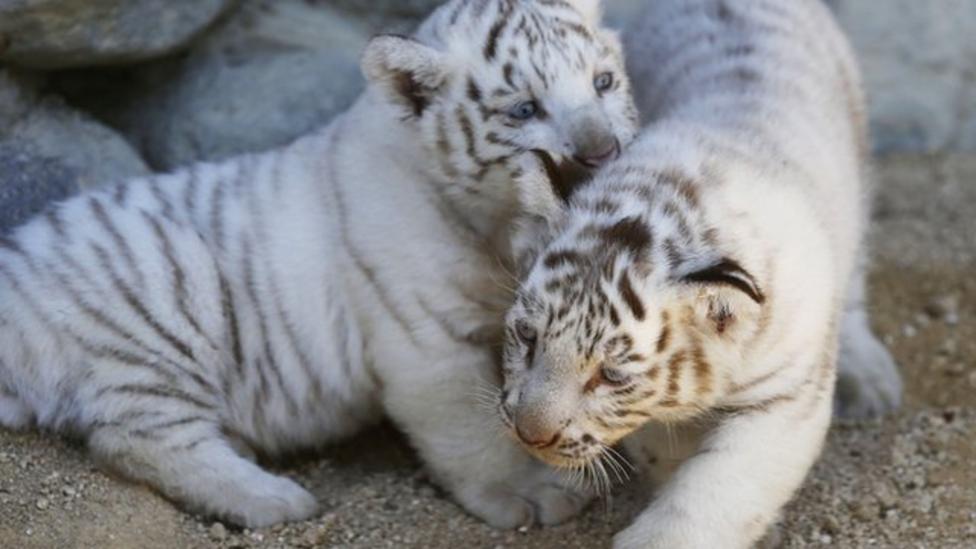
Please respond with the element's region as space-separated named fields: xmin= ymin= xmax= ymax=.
xmin=361 ymin=34 xmax=448 ymax=118
xmin=681 ymin=258 xmax=765 ymax=338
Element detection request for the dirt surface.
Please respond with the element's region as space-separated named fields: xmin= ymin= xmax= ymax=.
xmin=1 ymin=153 xmax=974 ymax=548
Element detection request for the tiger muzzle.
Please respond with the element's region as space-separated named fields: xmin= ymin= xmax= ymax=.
xmin=512 ymin=407 xmax=563 ymax=450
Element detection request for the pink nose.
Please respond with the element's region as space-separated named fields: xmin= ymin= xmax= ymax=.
xmin=575 ymin=139 xmax=620 ymax=168
xmin=515 ymin=424 xmax=561 ymax=449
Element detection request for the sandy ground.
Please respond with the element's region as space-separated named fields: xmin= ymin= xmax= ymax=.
xmin=1 ymin=153 xmax=974 ymax=549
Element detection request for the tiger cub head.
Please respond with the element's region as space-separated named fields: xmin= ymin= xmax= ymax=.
xmin=497 ymin=173 xmax=767 ymax=469
xmin=360 ymin=0 xmax=638 ymax=193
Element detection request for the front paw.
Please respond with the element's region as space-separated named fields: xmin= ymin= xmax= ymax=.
xmin=614 ymin=512 xmax=758 ymax=549
xmin=835 ymin=327 xmax=902 ymax=419
xmin=456 ymin=465 xmax=590 ymax=528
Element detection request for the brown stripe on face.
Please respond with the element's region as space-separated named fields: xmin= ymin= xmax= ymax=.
xmin=691 ymin=345 xmax=712 ymax=395
xmin=617 ymin=270 xmax=645 ymax=320
xmin=665 ymin=350 xmax=686 ymax=397
xmin=456 ymin=105 xmax=482 ymax=167
xmin=466 ymin=76 xmax=482 ymax=102
xmin=483 ymin=10 xmax=511 ymax=60
xmin=655 ymin=310 xmax=671 ymax=353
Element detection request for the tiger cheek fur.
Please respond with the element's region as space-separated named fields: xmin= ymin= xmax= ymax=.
xmin=0 ymin=0 xmax=637 ymax=531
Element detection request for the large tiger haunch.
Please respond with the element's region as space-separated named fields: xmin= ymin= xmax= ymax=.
xmin=0 ymin=0 xmax=637 ymax=529
xmin=500 ymin=0 xmax=898 ymax=547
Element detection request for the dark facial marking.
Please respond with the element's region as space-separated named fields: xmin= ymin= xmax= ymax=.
xmin=617 ymin=270 xmax=645 ymax=321
xmin=655 ymin=310 xmax=671 ymax=353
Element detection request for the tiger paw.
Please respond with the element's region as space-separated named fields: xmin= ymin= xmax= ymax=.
xmin=456 ymin=465 xmax=590 ymax=528
xmin=835 ymin=325 xmax=902 ymax=419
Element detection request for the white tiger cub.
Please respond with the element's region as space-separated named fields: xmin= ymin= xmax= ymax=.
xmin=501 ymin=0 xmax=893 ymax=546
xmin=0 ymin=0 xmax=637 ymax=528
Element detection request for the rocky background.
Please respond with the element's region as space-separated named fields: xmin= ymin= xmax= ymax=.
xmin=1 ymin=1 xmax=974 ymax=548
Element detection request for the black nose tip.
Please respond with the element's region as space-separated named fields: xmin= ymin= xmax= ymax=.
xmin=575 ymin=139 xmax=620 ymax=168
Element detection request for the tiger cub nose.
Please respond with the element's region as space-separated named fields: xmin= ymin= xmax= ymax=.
xmin=515 ymin=425 xmax=561 ymax=449
xmin=575 ymin=138 xmax=620 ymax=168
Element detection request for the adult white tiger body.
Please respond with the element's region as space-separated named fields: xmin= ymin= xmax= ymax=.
xmin=500 ymin=0 xmax=895 ymax=547
xmin=0 ymin=0 xmax=638 ymax=528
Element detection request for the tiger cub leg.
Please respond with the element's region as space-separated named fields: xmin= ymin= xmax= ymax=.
xmin=88 ymin=407 xmax=318 ymax=527
xmin=835 ymin=268 xmax=902 ymax=418
xmin=615 ymin=380 xmax=832 ymax=549
xmin=380 ymin=350 xmax=589 ymax=528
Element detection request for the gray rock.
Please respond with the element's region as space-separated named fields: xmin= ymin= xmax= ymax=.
xmin=329 ymin=0 xmax=444 ymax=18
xmin=830 ymin=0 xmax=976 ymax=152
xmin=0 ymin=0 xmax=235 ymax=69
xmin=603 ymin=0 xmax=647 ymax=29
xmin=81 ymin=0 xmax=372 ymax=170
xmin=0 ymin=145 xmax=78 ymax=234
xmin=0 ymin=74 xmax=149 ymax=190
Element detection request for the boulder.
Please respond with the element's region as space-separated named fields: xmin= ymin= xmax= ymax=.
xmin=0 ymin=145 xmax=78 ymax=234
xmin=329 ymin=0 xmax=444 ymax=18
xmin=830 ymin=0 xmax=976 ymax=152
xmin=72 ymin=0 xmax=374 ymax=170
xmin=0 ymin=0 xmax=235 ymax=69
xmin=0 ymin=70 xmax=149 ymax=194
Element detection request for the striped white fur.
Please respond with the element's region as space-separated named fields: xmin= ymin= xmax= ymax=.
xmin=499 ymin=0 xmax=899 ymax=547
xmin=0 ymin=0 xmax=638 ymax=528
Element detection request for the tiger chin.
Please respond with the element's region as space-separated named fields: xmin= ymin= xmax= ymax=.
xmin=499 ymin=0 xmax=898 ymax=547
xmin=0 ymin=0 xmax=637 ymax=530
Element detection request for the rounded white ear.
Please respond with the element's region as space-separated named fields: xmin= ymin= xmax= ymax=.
xmin=566 ymin=0 xmax=603 ymax=24
xmin=681 ymin=258 xmax=765 ymax=339
xmin=361 ymin=34 xmax=448 ymax=117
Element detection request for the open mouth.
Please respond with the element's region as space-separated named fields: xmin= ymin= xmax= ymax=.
xmin=530 ymin=149 xmax=596 ymax=203
xmin=573 ymin=139 xmax=621 ymax=169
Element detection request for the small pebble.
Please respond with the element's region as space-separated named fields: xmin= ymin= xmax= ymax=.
xmin=35 ymin=498 xmax=49 ymax=510
xmin=853 ymin=500 xmax=879 ymax=522
xmin=209 ymin=522 xmax=227 ymax=541
xmin=925 ymin=295 xmax=958 ymax=320
xmin=944 ymin=362 xmax=966 ymax=376
xmin=820 ymin=515 xmax=841 ymax=535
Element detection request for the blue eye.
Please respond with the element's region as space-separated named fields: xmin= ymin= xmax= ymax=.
xmin=600 ymin=367 xmax=629 ymax=385
xmin=508 ymin=100 xmax=539 ymax=120
xmin=594 ymin=72 xmax=614 ymax=92
xmin=515 ymin=319 xmax=537 ymax=344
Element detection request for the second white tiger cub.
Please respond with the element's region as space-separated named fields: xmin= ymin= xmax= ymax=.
xmin=501 ymin=0 xmax=892 ymax=547
xmin=0 ymin=0 xmax=637 ymax=528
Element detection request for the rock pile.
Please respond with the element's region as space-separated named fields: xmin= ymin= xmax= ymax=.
xmin=0 ymin=0 xmax=974 ymax=231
